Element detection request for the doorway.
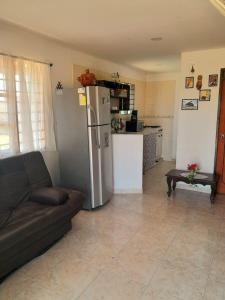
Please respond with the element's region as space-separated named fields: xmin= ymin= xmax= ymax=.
xmin=215 ymin=68 xmax=225 ymax=193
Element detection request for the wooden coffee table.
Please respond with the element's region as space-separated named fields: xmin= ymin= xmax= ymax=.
xmin=165 ymin=169 xmax=219 ymax=203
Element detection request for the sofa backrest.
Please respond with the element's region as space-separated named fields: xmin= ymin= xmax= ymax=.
xmin=22 ymin=152 xmax=52 ymax=190
xmin=0 ymin=151 xmax=52 ymax=212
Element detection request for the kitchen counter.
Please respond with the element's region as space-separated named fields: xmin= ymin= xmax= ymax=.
xmin=112 ymin=128 xmax=155 ymax=135
xmin=112 ymin=128 xmax=157 ymax=193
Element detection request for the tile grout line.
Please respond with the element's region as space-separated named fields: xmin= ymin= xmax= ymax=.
xmin=139 ymin=210 xmax=187 ymax=298
xmin=200 ymin=238 xmax=222 ymax=300
xmin=73 ymin=204 xmax=147 ymax=299
xmin=74 ymin=269 xmax=103 ymax=300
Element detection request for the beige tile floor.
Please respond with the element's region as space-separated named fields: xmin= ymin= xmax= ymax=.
xmin=1 ymin=161 xmax=225 ymax=300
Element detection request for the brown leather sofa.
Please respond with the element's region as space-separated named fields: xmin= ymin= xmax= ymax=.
xmin=0 ymin=151 xmax=84 ymax=280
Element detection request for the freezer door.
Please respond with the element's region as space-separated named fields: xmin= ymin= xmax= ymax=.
xmin=86 ymin=86 xmax=110 ymax=126
xmin=98 ymin=125 xmax=113 ymax=205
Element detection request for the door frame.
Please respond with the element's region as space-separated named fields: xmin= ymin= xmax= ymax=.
xmin=214 ymin=68 xmax=225 ymax=177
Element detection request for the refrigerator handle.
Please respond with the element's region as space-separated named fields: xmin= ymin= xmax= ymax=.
xmin=88 ymin=104 xmax=97 ymax=126
xmin=88 ymin=104 xmax=100 ymax=148
xmin=94 ymin=127 xmax=100 ymax=149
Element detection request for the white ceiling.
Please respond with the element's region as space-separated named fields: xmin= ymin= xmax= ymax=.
xmin=0 ymin=0 xmax=225 ymax=73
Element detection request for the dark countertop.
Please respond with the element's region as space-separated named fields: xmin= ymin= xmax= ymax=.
xmin=112 ymin=128 xmax=156 ymax=135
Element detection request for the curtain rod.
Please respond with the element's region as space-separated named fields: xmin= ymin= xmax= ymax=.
xmin=0 ymin=52 xmax=53 ymax=67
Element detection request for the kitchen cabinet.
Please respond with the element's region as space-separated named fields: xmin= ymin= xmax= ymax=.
xmin=96 ymin=80 xmax=131 ymax=113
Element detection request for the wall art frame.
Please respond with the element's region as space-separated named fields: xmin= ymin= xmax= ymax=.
xmin=181 ymin=99 xmax=198 ymax=110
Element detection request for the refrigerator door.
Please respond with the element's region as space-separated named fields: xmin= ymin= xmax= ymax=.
xmin=98 ymin=124 xmax=113 ymax=205
xmin=86 ymin=86 xmax=110 ymax=126
xmin=54 ymin=88 xmax=92 ymax=209
xmin=88 ymin=126 xmax=101 ymax=208
xmin=88 ymin=124 xmax=113 ymax=208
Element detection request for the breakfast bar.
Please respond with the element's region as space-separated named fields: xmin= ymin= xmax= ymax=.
xmin=112 ymin=132 xmax=143 ymax=193
xmin=112 ymin=127 xmax=157 ymax=193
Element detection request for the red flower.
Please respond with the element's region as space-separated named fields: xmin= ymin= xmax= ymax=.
xmin=187 ymin=163 xmax=199 ymax=171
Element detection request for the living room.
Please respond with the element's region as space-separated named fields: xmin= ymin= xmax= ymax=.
xmin=1 ymin=1 xmax=225 ymax=299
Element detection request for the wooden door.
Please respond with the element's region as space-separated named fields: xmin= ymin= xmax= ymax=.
xmin=216 ymin=69 xmax=225 ymax=193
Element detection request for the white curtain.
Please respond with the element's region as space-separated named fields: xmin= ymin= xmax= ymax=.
xmin=0 ymin=55 xmax=56 ymax=157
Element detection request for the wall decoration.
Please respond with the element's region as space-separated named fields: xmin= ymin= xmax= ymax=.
xmin=56 ymin=81 xmax=63 ymax=95
xmin=185 ymin=77 xmax=194 ymax=88
xmin=191 ymin=65 xmax=195 ymax=73
xmin=199 ymin=89 xmax=211 ymax=101
xmin=208 ymin=74 xmax=218 ymax=87
xmin=111 ymin=72 xmax=120 ymax=82
xmin=196 ymin=75 xmax=203 ymax=90
xmin=181 ymin=99 xmax=198 ymax=110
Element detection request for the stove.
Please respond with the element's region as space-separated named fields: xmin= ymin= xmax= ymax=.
xmin=144 ymin=125 xmax=163 ymax=161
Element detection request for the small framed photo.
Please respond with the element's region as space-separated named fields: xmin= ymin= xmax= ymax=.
xmin=208 ymin=74 xmax=218 ymax=87
xmin=181 ymin=99 xmax=198 ymax=110
xmin=185 ymin=77 xmax=194 ymax=88
xmin=199 ymin=89 xmax=211 ymax=101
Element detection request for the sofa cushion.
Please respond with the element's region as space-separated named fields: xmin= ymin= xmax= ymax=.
xmin=0 ymin=211 xmax=11 ymax=230
xmin=0 ymin=195 xmax=83 ymax=255
xmin=0 ymin=219 xmax=72 ymax=279
xmin=0 ymin=155 xmax=30 ymax=229
xmin=22 ymin=152 xmax=52 ymax=189
xmin=30 ymin=187 xmax=68 ymax=206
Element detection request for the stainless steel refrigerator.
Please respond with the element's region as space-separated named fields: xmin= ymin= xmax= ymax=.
xmin=54 ymin=86 xmax=113 ymax=209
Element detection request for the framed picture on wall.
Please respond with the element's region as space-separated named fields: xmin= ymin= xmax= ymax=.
xmin=208 ymin=74 xmax=218 ymax=87
xmin=185 ymin=77 xmax=194 ymax=88
xmin=181 ymin=99 xmax=198 ymax=110
xmin=199 ymin=89 xmax=211 ymax=101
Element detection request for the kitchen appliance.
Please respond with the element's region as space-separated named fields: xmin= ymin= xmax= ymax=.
xmin=131 ymin=110 xmax=138 ymax=122
xmin=126 ymin=120 xmax=144 ymax=132
xmin=143 ymin=130 xmax=156 ymax=172
xmin=156 ymin=127 xmax=163 ymax=161
xmin=126 ymin=120 xmax=137 ymax=132
xmin=137 ymin=121 xmax=144 ymax=132
xmin=125 ymin=110 xmax=144 ymax=132
xmin=144 ymin=125 xmax=163 ymax=161
xmin=54 ymin=86 xmax=113 ymax=210
xmin=126 ymin=110 xmax=139 ymax=132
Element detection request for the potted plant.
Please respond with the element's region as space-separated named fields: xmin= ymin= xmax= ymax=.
xmin=187 ymin=163 xmax=200 ymax=183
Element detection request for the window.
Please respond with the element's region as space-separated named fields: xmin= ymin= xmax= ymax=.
xmin=15 ymin=73 xmax=46 ymax=152
xmin=0 ymin=55 xmax=56 ymax=157
xmin=0 ymin=73 xmax=10 ymax=153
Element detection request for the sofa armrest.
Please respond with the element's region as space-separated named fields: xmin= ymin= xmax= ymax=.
xmin=30 ymin=187 xmax=68 ymax=206
xmin=55 ymin=187 xmax=85 ymax=213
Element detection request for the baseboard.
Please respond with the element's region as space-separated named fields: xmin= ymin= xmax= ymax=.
xmin=113 ymin=188 xmax=143 ymax=194
xmin=162 ymin=156 xmax=174 ymax=161
xmin=176 ymin=182 xmax=211 ymax=194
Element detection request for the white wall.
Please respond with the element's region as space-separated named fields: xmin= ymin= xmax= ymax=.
xmin=0 ymin=21 xmax=146 ymax=87
xmin=0 ymin=20 xmax=146 ymax=183
xmin=176 ymin=48 xmax=225 ymax=174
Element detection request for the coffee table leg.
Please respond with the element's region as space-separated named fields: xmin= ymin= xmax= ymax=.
xmin=167 ymin=177 xmax=172 ymax=197
xmin=172 ymin=179 xmax=177 ymax=191
xmin=210 ymin=183 xmax=216 ymax=204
